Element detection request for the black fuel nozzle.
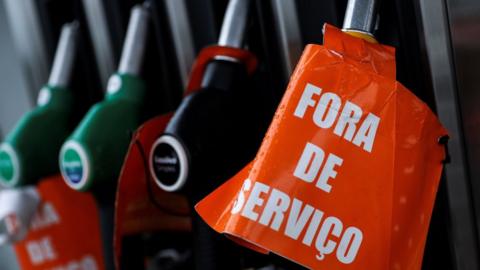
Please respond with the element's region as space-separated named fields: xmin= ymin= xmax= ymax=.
xmin=149 ymin=0 xmax=255 ymax=198
xmin=148 ymin=1 xmax=292 ymax=269
xmin=148 ymin=1 xmax=260 ymax=269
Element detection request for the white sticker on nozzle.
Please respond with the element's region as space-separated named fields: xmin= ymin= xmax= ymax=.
xmin=149 ymin=135 xmax=189 ymax=192
xmin=37 ymin=87 xmax=51 ymax=106
xmin=59 ymin=141 xmax=90 ymax=191
xmin=107 ymin=75 xmax=122 ymax=95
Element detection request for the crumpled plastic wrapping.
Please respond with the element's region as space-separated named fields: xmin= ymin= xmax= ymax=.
xmin=195 ymin=24 xmax=448 ymax=270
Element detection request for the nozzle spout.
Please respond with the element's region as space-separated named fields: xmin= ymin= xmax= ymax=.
xmin=48 ymin=22 xmax=79 ymax=87
xmin=218 ymin=0 xmax=251 ymax=48
xmin=118 ymin=5 xmax=150 ymax=76
xmin=342 ymin=0 xmax=378 ymax=35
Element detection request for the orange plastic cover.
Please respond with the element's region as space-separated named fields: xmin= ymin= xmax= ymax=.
xmin=14 ymin=176 xmax=105 ymax=270
xmin=195 ymin=24 xmax=448 ymax=269
xmin=114 ymin=115 xmax=191 ymax=268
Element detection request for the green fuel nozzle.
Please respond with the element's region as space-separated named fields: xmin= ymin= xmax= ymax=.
xmin=59 ymin=5 xmax=150 ymax=192
xmin=0 ymin=22 xmax=79 ymax=187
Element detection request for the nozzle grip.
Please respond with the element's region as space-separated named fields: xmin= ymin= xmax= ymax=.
xmin=0 ymin=86 xmax=74 ymax=187
xmin=150 ymin=60 xmax=249 ymax=197
xmin=60 ymin=74 xmax=146 ymax=191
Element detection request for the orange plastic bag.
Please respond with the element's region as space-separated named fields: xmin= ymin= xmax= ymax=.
xmin=14 ymin=176 xmax=105 ymax=270
xmin=195 ymin=24 xmax=448 ymax=269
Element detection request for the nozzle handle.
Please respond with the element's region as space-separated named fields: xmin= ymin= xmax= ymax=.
xmin=118 ymin=5 xmax=150 ymax=76
xmin=48 ymin=22 xmax=79 ymax=87
xmin=218 ymin=0 xmax=251 ymax=48
xmin=342 ymin=0 xmax=378 ymax=35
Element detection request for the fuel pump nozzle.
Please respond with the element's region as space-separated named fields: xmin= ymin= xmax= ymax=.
xmin=59 ymin=5 xmax=150 ymax=192
xmin=342 ymin=0 xmax=379 ymax=43
xmin=148 ymin=1 xmax=262 ymax=269
xmin=0 ymin=23 xmax=79 ymax=187
xmin=150 ymin=0 xmax=253 ymax=194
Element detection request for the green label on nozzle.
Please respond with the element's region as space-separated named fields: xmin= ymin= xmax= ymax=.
xmin=0 ymin=150 xmax=14 ymax=182
xmin=60 ymin=142 xmax=89 ymax=190
xmin=0 ymin=144 xmax=18 ymax=186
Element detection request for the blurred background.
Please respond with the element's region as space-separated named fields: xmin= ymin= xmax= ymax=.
xmin=0 ymin=0 xmax=479 ymax=269
xmin=0 ymin=1 xmax=31 ymax=138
